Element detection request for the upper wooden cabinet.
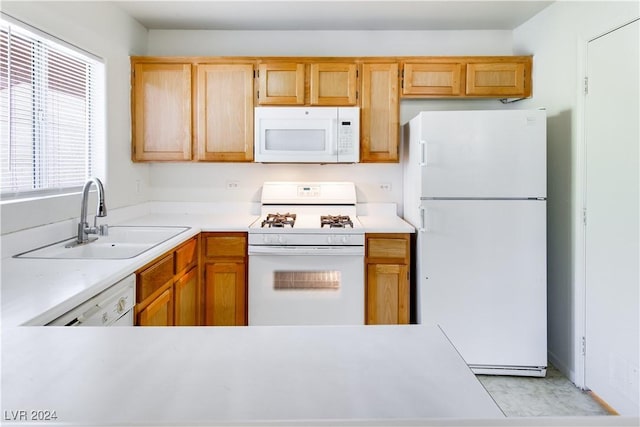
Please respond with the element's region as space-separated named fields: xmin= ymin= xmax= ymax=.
xmin=466 ymin=61 xmax=529 ymax=97
xmin=257 ymin=61 xmax=358 ymax=106
xmin=310 ymin=63 xmax=358 ymax=105
xmin=402 ymin=62 xmax=464 ymax=97
xmin=132 ymin=63 xmax=192 ymax=161
xmin=195 ymin=63 xmax=254 ymax=161
xmin=360 ymin=62 xmax=399 ymax=163
xmin=257 ymin=63 xmax=305 ymax=105
xmin=131 ymin=58 xmax=254 ymax=162
xmin=401 ymin=56 xmax=532 ymax=99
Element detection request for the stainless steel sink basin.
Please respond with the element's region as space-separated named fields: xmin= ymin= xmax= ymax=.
xmin=15 ymin=226 xmax=190 ymax=259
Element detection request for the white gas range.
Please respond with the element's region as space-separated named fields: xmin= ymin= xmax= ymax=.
xmin=248 ymin=182 xmax=365 ymax=325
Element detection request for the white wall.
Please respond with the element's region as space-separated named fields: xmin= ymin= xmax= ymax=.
xmin=511 ymin=1 xmax=640 ymax=385
xmin=0 ymin=1 xmax=149 ymax=235
xmin=146 ymin=29 xmax=514 ymax=212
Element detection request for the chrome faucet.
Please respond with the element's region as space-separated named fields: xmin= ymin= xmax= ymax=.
xmin=69 ymin=177 xmax=108 ymax=246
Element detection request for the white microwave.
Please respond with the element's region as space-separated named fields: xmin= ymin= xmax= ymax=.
xmin=254 ymin=107 xmax=359 ymax=163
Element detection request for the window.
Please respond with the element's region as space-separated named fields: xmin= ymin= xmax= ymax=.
xmin=0 ymin=16 xmax=104 ymax=200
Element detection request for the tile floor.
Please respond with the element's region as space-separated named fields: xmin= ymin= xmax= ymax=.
xmin=477 ymin=365 xmax=611 ymax=417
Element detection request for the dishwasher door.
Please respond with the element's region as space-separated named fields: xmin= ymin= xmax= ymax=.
xmin=48 ymin=275 xmax=136 ymax=326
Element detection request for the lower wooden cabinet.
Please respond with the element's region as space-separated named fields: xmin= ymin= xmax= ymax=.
xmin=201 ymin=232 xmax=248 ymax=326
xmin=365 ymin=233 xmax=410 ymax=325
xmin=135 ymin=236 xmax=199 ymax=326
xmin=174 ymin=267 xmax=198 ymax=326
xmin=137 ymin=287 xmax=174 ymax=326
xmin=203 ymin=261 xmax=246 ymax=326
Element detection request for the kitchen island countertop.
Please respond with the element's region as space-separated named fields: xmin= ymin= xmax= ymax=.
xmin=1 ymin=324 xmax=503 ymax=426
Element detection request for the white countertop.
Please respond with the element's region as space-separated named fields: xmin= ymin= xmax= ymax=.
xmin=1 ymin=324 xmax=503 ymax=425
xmin=1 ymin=203 xmax=413 ymax=327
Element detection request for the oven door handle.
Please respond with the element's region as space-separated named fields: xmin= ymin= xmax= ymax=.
xmin=248 ymin=245 xmax=364 ymax=256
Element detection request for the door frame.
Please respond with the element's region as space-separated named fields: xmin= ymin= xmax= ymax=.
xmin=574 ymin=17 xmax=640 ymax=391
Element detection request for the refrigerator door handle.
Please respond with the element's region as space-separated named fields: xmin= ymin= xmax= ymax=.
xmin=419 ymin=140 xmax=427 ymax=166
xmin=419 ymin=206 xmax=426 ymax=232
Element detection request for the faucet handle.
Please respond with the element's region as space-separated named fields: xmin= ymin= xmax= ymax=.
xmin=99 ymin=224 xmax=109 ymax=236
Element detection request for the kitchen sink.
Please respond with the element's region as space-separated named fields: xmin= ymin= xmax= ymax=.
xmin=15 ymin=226 xmax=190 ymax=259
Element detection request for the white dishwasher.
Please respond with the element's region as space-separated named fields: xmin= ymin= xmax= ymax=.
xmin=47 ymin=275 xmax=136 ymax=326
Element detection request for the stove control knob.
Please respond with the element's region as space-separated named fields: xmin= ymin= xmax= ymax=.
xmin=277 ymin=236 xmax=286 ymax=244
xmin=341 ymin=235 xmax=349 ymax=244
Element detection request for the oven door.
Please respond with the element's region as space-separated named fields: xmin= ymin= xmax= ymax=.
xmin=248 ymin=246 xmax=364 ymax=325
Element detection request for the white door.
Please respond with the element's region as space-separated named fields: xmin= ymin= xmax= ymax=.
xmin=584 ymin=19 xmax=639 ymax=416
xmin=420 ymin=200 xmax=547 ymax=368
xmin=418 ymin=110 xmax=546 ymax=198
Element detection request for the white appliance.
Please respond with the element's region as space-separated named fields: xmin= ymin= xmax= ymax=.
xmin=47 ymin=275 xmax=135 ymax=326
xmin=403 ymin=109 xmax=547 ymax=377
xmin=248 ymin=182 xmax=364 ymax=325
xmin=254 ymin=107 xmax=359 ymax=163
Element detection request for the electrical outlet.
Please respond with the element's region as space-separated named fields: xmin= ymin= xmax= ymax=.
xmin=379 ymin=183 xmax=392 ymax=192
xmin=226 ymin=180 xmax=239 ymax=190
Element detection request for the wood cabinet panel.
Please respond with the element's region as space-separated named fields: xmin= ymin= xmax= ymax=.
xmin=360 ymin=63 xmax=399 ymax=162
xmin=137 ymin=287 xmax=173 ymax=326
xmin=132 ymin=63 xmax=192 ymax=161
xmin=402 ymin=63 xmax=464 ymax=96
xmin=204 ymin=262 xmax=246 ymax=326
xmin=310 ymin=63 xmax=358 ymax=105
xmin=365 ymin=233 xmax=410 ymax=325
xmin=174 ymin=267 xmax=198 ymax=326
xmin=257 ymin=63 xmax=305 ymax=105
xmin=466 ymin=62 xmax=529 ymax=97
xmin=400 ymin=56 xmax=531 ymax=99
xmin=138 ymin=254 xmax=175 ymax=302
xmin=367 ymin=236 xmax=409 ymax=260
xmin=195 ymin=64 xmax=254 ymax=161
xmin=366 ymin=264 xmax=409 ymax=325
xmin=204 ymin=235 xmax=247 ymax=258
xmin=175 ymin=237 xmax=197 ymax=275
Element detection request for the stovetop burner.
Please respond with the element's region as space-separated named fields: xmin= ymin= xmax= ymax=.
xmin=262 ymin=213 xmax=296 ymax=228
xmin=321 ymin=215 xmax=353 ymax=228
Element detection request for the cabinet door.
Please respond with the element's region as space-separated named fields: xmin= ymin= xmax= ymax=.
xmin=257 ymin=63 xmax=305 ymax=105
xmin=137 ymin=288 xmax=174 ymax=326
xmin=360 ymin=63 xmax=399 ymax=162
xmin=204 ymin=262 xmax=247 ymax=326
xmin=402 ymin=63 xmax=464 ymax=96
xmin=310 ymin=63 xmax=357 ymax=105
xmin=132 ymin=63 xmax=192 ymax=161
xmin=366 ymin=264 xmax=409 ymax=325
xmin=466 ymin=62 xmax=530 ymax=97
xmin=137 ymin=254 xmax=175 ymax=302
xmin=195 ymin=64 xmax=254 ymax=161
xmin=174 ymin=267 xmax=198 ymax=326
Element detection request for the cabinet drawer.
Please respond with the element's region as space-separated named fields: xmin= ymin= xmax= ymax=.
xmin=138 ymin=254 xmax=175 ymax=301
xmin=175 ymin=237 xmax=197 ymax=274
xmin=366 ymin=236 xmax=409 ymax=260
xmin=203 ymin=235 xmax=246 ymax=258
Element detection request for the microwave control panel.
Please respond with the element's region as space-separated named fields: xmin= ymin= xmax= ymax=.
xmin=337 ymin=107 xmax=359 ymax=158
xmin=338 ymin=121 xmax=355 ymax=154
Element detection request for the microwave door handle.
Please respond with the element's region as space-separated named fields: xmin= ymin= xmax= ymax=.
xmin=333 ymin=118 xmax=339 ymax=155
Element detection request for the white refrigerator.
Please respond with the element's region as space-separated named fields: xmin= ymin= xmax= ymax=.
xmin=403 ymin=109 xmax=547 ymax=377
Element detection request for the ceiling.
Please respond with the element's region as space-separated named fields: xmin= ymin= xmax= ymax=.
xmin=114 ymin=0 xmax=554 ymax=31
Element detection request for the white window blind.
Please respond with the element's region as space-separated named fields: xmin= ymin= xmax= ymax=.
xmin=0 ymin=17 xmax=104 ymax=200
